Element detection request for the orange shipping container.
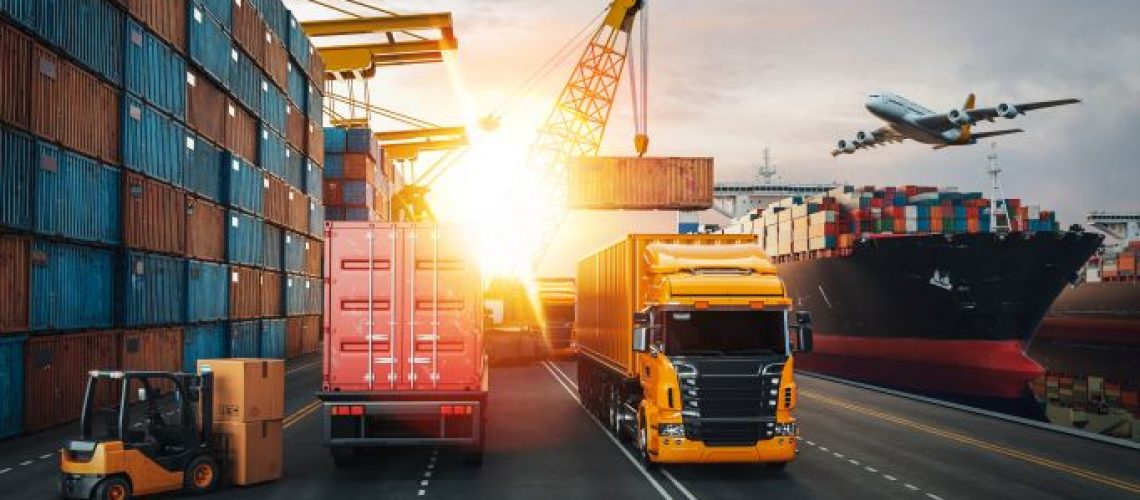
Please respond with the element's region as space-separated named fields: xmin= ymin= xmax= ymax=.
xmin=307 ymin=121 xmax=323 ymax=165
xmin=225 ymin=98 xmax=258 ymax=162
xmin=126 ymin=0 xmax=187 ymax=54
xmin=286 ymin=187 xmax=308 ymax=234
xmin=0 ymin=234 xmax=30 ymax=333
xmin=263 ymin=35 xmax=288 ymax=90
xmin=304 ymin=238 xmax=322 ymax=277
xmin=186 ymin=195 xmax=226 ymax=262
xmin=123 ymin=172 xmax=186 ymax=255
xmin=0 ymin=22 xmax=30 ymax=130
xmin=260 ymin=270 xmax=283 ymax=317
xmin=568 ymin=157 xmax=713 ymax=210
xmin=230 ymin=265 xmax=261 ymax=319
xmin=285 ymin=103 xmax=305 ymax=152
xmin=187 ymin=69 xmax=226 ymax=146
xmin=24 ymin=331 xmax=120 ymax=431
xmin=264 ymin=175 xmax=289 ymax=226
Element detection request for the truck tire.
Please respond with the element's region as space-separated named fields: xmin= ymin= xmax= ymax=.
xmin=637 ymin=412 xmax=658 ymax=470
xmin=92 ymin=476 xmax=131 ymax=500
xmin=608 ymin=388 xmax=625 ymax=442
xmin=330 ymin=447 xmax=358 ymax=468
xmin=183 ymin=455 xmax=221 ymax=494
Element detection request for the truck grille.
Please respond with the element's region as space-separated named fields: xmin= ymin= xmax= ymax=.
xmin=679 ymin=358 xmax=780 ymax=446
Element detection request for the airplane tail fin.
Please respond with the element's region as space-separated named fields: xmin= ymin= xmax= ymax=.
xmin=963 ymin=93 xmax=976 ymax=110
xmin=957 ymin=92 xmax=977 ymax=143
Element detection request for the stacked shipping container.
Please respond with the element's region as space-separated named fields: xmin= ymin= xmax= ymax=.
xmin=0 ymin=0 xmax=325 ymax=437
xmin=322 ymin=126 xmax=392 ymax=222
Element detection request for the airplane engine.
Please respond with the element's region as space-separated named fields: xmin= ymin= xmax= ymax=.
xmin=856 ymin=130 xmax=876 ymax=144
xmin=947 ymin=108 xmax=972 ymax=126
xmin=837 ymin=139 xmax=856 ymax=153
xmin=996 ymin=103 xmax=1019 ymax=119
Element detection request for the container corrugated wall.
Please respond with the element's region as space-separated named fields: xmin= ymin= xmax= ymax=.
xmin=260 ymin=318 xmax=285 ymax=359
xmin=60 ymin=57 xmax=121 ymax=164
xmin=60 ymin=0 xmax=124 ymax=85
xmin=122 ymin=171 xmax=186 ymax=255
xmin=187 ymin=69 xmax=226 ymax=146
xmin=186 ymin=195 xmax=226 ymax=262
xmin=229 ymin=265 xmax=261 ymax=319
xmin=30 ymin=240 xmax=115 ymax=330
xmin=24 ymin=332 xmax=119 ymax=431
xmin=305 ymin=161 xmax=322 ymax=200
xmin=188 ymin=2 xmax=231 ymax=88
xmin=252 ymin=0 xmax=288 ymax=42
xmin=285 ymin=102 xmax=305 ymax=151
xmin=125 ymin=0 xmax=187 ymax=52
xmin=183 ymin=322 xmax=227 ymax=371
xmin=224 ymin=98 xmax=258 ymax=162
xmin=29 ymin=0 xmax=62 ymax=45
xmin=0 ymin=0 xmax=34 ymax=29
xmin=284 ymin=231 xmax=304 ymax=274
xmin=225 ymin=153 xmax=264 ymax=215
xmin=188 ymin=260 xmax=229 ymax=322
xmin=261 ymin=81 xmax=287 ymax=134
xmin=285 ymin=274 xmax=304 ymax=316
xmin=231 ymin=0 xmax=265 ymax=64
xmin=285 ymin=145 xmax=304 ymax=190
xmin=304 ymin=275 xmax=321 ymax=314
xmin=260 ymin=271 xmax=283 ymax=317
xmin=0 ymin=336 xmax=25 ymax=438
xmin=285 ymin=316 xmax=302 ymax=358
xmin=226 ymin=209 xmax=264 ymax=267
xmin=120 ymin=327 xmax=182 ymax=372
xmin=308 ymin=198 xmax=323 ymax=238
xmin=124 ymin=19 xmax=186 ymax=118
xmin=0 ymin=23 xmax=30 ymax=130
xmin=263 ymin=223 xmax=283 ymax=270
xmin=196 ymin=0 xmax=233 ymax=31
xmin=307 ymin=121 xmax=323 ymax=166
xmin=34 ymin=142 xmax=121 ymax=245
xmin=304 ymin=238 xmax=322 ymax=277
xmin=186 ymin=134 xmax=224 ymax=202
xmin=122 ymin=95 xmax=186 ymax=186
xmin=260 ymin=125 xmax=287 ymax=180
xmin=1 ymin=125 xmax=33 ymax=231
xmin=0 ymin=235 xmax=30 ymax=333
xmin=299 ymin=314 xmax=320 ymax=354
xmin=264 ymin=175 xmax=288 ymax=226
xmin=286 ymin=62 xmax=306 ymax=111
xmin=230 ymin=48 xmax=261 ymax=115
xmin=286 ymin=186 xmax=308 ymax=234
xmin=121 ymin=251 xmax=186 ymax=326
xmin=229 ymin=319 xmax=260 ymax=357
xmin=286 ymin=14 xmax=310 ymax=69
xmin=567 ymin=157 xmax=715 ymax=210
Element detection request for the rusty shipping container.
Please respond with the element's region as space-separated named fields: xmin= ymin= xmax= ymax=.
xmin=123 ymin=172 xmax=186 ymax=255
xmin=0 ymin=22 xmax=30 ymax=130
xmin=300 ymin=315 xmax=320 ymax=354
xmin=187 ymin=69 xmax=226 ymax=146
xmin=285 ymin=315 xmax=303 ymax=358
xmin=568 ymin=157 xmax=714 ymax=210
xmin=224 ymin=98 xmax=258 ymax=162
xmin=186 ymin=195 xmax=226 ymax=262
xmin=304 ymin=237 xmax=321 ymax=277
xmin=230 ymin=265 xmax=261 ymax=319
xmin=126 ymin=0 xmax=187 ymax=55
xmin=120 ymin=327 xmax=183 ymax=372
xmin=231 ymin=0 xmax=265 ymax=66
xmin=286 ymin=187 xmax=309 ymax=234
xmin=28 ymin=44 xmax=58 ymax=141
xmin=30 ymin=45 xmax=120 ymax=164
xmin=264 ymin=34 xmax=289 ymax=90
xmin=260 ymin=270 xmax=284 ymax=317
xmin=24 ymin=331 xmax=119 ymax=432
xmin=0 ymin=234 xmax=29 ymax=333
xmin=307 ymin=121 xmax=323 ymax=165
xmin=264 ymin=175 xmax=289 ymax=226
xmin=285 ymin=102 xmax=305 ymax=152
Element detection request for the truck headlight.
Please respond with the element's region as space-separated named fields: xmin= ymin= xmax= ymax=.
xmin=773 ymin=422 xmax=797 ymax=436
xmin=658 ymin=423 xmax=685 ymax=438
xmin=673 ymin=361 xmax=698 ymax=378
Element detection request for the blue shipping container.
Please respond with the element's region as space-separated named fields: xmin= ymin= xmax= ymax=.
xmin=307 ymin=83 xmax=323 ymax=125
xmin=0 ymin=336 xmax=25 ymax=438
xmin=226 ymin=209 xmax=264 ymax=266
xmin=187 ymin=260 xmax=229 ymax=322
xmin=1 ymin=0 xmax=34 ymax=29
xmin=284 ymin=231 xmax=304 ymax=274
xmin=323 ymin=127 xmax=345 ymax=154
xmin=309 ymin=198 xmax=324 ymax=237
xmin=31 ymin=0 xmax=64 ymax=47
xmin=61 ymin=0 xmax=124 ymax=85
xmin=286 ymin=62 xmax=306 ymax=109
xmin=186 ymin=134 xmax=224 ymax=202
xmin=251 ymin=0 xmax=288 ymax=44
xmin=285 ymin=146 xmax=305 ymax=190
xmin=339 ymin=181 xmax=373 ymax=206
xmin=305 ymin=161 xmax=322 ymax=200
xmin=261 ymin=81 xmax=287 ymax=134
xmin=1 ymin=126 xmax=34 ymax=231
xmin=345 ymin=128 xmax=376 ymax=157
xmin=122 ymin=251 xmax=187 ymax=326
xmin=188 ymin=2 xmax=232 ymax=88
xmin=225 ymin=153 xmax=264 ymax=215
xmin=263 ymin=224 xmax=283 ymax=270
xmin=260 ymin=318 xmax=285 ymax=359
xmin=304 ymin=276 xmax=322 ymax=314
xmin=125 ymin=19 xmax=186 ymax=118
xmin=31 ymin=240 xmax=115 ymax=330
xmin=229 ymin=320 xmax=260 ymax=357
xmin=230 ymin=49 xmax=261 ymax=115
xmin=259 ymin=126 xmax=287 ymax=180
xmin=286 ymin=14 xmax=311 ymax=69
xmin=322 ymin=152 xmax=343 ymax=179
xmin=122 ymin=95 xmax=186 ymax=186
xmin=34 ymin=142 xmax=121 ymax=245
xmin=196 ymin=0 xmax=232 ymax=31
xmin=285 ymin=274 xmax=304 ymax=315
xmin=183 ymin=323 xmax=227 ymax=372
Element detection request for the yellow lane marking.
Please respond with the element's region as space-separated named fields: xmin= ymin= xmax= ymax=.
xmin=283 ymin=400 xmax=322 ymax=429
xmin=800 ymin=390 xmax=1140 ymax=494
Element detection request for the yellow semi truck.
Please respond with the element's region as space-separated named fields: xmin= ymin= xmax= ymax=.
xmin=576 ymin=234 xmax=812 ymax=468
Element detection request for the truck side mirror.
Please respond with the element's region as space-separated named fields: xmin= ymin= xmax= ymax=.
xmin=632 ymin=327 xmax=649 ymax=353
xmin=796 ymin=324 xmax=814 ymax=353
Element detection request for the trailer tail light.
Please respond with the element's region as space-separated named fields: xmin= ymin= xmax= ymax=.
xmin=694 ymin=301 xmax=709 ymax=310
xmin=749 ymin=301 xmax=765 ymax=309
xmin=440 ymin=405 xmax=473 ymax=416
xmin=332 ymin=405 xmax=365 ymax=416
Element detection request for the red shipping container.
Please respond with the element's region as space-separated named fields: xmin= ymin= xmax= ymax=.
xmin=186 ymin=195 xmax=226 ymax=262
xmin=24 ymin=331 xmax=120 ymax=431
xmin=309 ymin=51 xmax=325 ymax=85
xmin=127 ymin=0 xmax=187 ymax=54
xmin=568 ymin=157 xmax=713 ymax=210
xmin=0 ymin=22 xmax=30 ymax=130
xmin=967 ymin=218 xmax=980 ymax=234
xmin=323 ymin=180 xmax=343 ymax=205
xmin=339 ymin=153 xmax=376 ymax=183
xmin=29 ymin=44 xmax=59 ymax=141
xmin=187 ymin=69 xmax=226 ymax=146
xmin=264 ymin=175 xmax=289 ymax=226
xmin=264 ymin=35 xmax=288 ymax=90
xmin=120 ymin=327 xmax=183 ymax=401
xmin=0 ymin=234 xmax=30 ymax=333
xmin=123 ymin=172 xmax=186 ymax=255
xmin=261 ymin=270 xmax=284 ymax=317
xmin=324 ymin=223 xmax=484 ymax=392
xmin=304 ymin=238 xmax=322 ymax=277
xmin=285 ymin=102 xmax=305 ymax=152
xmin=230 ymin=265 xmax=261 ymax=319
xmin=54 ymin=59 xmax=119 ymax=164
xmin=307 ymin=121 xmax=324 ymax=165
xmin=232 ymin=0 xmax=265 ymax=64
xmin=225 ymin=98 xmax=258 ymax=162
xmin=287 ymin=187 xmax=309 ymax=234
xmin=285 ymin=316 xmax=304 ymax=358
xmin=301 ymin=315 xmax=321 ymax=354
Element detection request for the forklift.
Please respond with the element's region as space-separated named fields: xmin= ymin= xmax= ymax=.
xmin=60 ymin=370 xmax=221 ymax=499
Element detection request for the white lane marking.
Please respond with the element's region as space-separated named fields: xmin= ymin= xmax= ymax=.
xmin=547 ymin=362 xmax=580 ymax=390
xmin=806 ymin=441 xmax=815 ymax=446
xmin=420 ymin=480 xmax=429 ymax=486
xmin=819 ymin=447 xmax=829 ymax=452
xmin=38 ymin=454 xmax=52 ymax=459
xmin=427 ymin=463 xmax=434 ymax=470
xmin=18 ymin=461 xmax=32 ymax=466
xmin=832 ymin=452 xmax=844 ymax=458
xmin=661 ymin=469 xmax=699 ymax=500
xmin=883 ymin=474 xmax=897 ymax=481
xmin=540 ymin=361 xmax=675 ymax=500
xmin=904 ymin=484 xmax=919 ymax=491
xmin=417 ymin=490 xmax=425 ymax=496
xmin=865 ymin=466 xmax=878 ymax=473
xmin=424 ymin=471 xmax=432 ymax=478
xmin=848 ymin=459 xmax=860 ymax=465
xmin=926 ymin=494 xmax=943 ymax=500
xmin=286 ymin=361 xmax=320 ymax=375
xmin=0 ymin=468 xmax=10 ymax=474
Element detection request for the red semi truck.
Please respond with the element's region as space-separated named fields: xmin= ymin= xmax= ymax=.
xmin=320 ymin=222 xmax=488 ymax=466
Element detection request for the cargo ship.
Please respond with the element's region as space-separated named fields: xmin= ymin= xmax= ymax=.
xmin=709 ymin=185 xmax=1102 ymax=410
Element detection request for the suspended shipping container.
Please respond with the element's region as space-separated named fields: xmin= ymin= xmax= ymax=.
xmin=122 ymin=95 xmax=186 ymax=186
xmin=183 ymin=322 xmax=227 ymax=372
xmin=122 ymin=171 xmax=186 ymax=255
xmin=24 ymin=331 xmax=119 ymax=431
xmin=0 ymin=235 xmax=29 ymax=333
xmin=568 ymin=157 xmax=714 ymax=210
xmin=188 ymin=259 xmax=229 ymax=322
xmin=121 ymin=250 xmax=186 ymax=326
xmin=30 ymin=240 xmax=115 ymax=330
xmin=34 ymin=142 xmax=121 ymax=245
xmin=125 ymin=18 xmax=186 ymax=118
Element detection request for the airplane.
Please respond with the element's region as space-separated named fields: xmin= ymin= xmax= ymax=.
xmin=831 ymin=92 xmax=1080 ymax=156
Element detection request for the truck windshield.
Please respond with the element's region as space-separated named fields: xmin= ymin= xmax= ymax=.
xmin=662 ymin=310 xmax=786 ymax=356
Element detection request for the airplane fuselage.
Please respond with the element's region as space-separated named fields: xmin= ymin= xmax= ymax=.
xmin=865 ymin=92 xmax=965 ymax=145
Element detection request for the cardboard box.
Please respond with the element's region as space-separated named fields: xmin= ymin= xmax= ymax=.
xmin=214 ymin=420 xmax=283 ymax=485
xmin=197 ymin=358 xmax=284 ymax=422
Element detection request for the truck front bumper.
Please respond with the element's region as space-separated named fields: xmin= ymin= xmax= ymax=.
xmin=650 ymin=435 xmax=797 ymax=464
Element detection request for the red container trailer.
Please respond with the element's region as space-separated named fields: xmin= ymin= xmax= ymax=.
xmin=320 ymin=223 xmax=487 ymax=466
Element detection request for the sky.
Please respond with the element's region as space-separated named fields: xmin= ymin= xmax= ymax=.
xmin=285 ymin=0 xmax=1140 ymax=276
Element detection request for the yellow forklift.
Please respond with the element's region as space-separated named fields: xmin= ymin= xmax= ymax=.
xmin=60 ymin=370 xmax=221 ymax=499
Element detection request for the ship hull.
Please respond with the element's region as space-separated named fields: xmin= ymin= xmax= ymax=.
xmin=1037 ymin=280 xmax=1140 ymax=347
xmin=781 ymin=231 xmax=1102 ymax=401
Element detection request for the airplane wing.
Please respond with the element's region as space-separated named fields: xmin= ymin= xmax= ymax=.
xmin=915 ymin=98 xmax=1081 ymax=128
xmin=831 ymin=126 xmax=905 ymax=156
xmin=969 ymin=128 xmax=1024 ymax=139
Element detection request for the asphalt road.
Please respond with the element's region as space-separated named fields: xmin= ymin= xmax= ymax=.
xmin=1 ymin=355 xmax=1138 ymax=499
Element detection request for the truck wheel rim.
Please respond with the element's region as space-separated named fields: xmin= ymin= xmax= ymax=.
xmin=193 ymin=464 xmax=214 ymax=488
xmin=107 ymin=485 xmax=126 ymax=500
